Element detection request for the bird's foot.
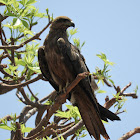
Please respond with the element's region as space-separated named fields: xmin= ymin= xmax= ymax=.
xmin=58 ymin=82 xmax=69 ymax=95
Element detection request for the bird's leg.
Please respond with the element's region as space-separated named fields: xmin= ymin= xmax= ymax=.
xmin=65 ymin=81 xmax=69 ymax=92
xmin=59 ymin=85 xmax=62 ymax=93
xmin=62 ymin=81 xmax=69 ymax=94
xmin=56 ymin=83 xmax=69 ymax=103
xmin=58 ymin=81 xmax=69 ymax=95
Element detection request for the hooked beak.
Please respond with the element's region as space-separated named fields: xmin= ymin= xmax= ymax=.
xmin=70 ymin=21 xmax=75 ymax=28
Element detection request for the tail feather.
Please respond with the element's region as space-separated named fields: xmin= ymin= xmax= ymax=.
xmin=98 ymin=104 xmax=120 ymax=121
xmin=73 ymin=87 xmax=110 ymax=140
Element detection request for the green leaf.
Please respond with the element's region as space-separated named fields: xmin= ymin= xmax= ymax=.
xmin=6 ymin=12 xmax=16 ymax=17
xmin=55 ymin=110 xmax=71 ymax=119
xmin=0 ymin=0 xmax=6 ymax=5
xmin=4 ymin=68 xmax=11 ymax=75
xmin=21 ymin=124 xmax=32 ymax=133
xmin=22 ymin=126 xmax=32 ymax=133
xmin=27 ymin=5 xmax=36 ymax=10
xmin=108 ymin=79 xmax=114 ymax=85
xmin=0 ymin=124 xmax=12 ymax=131
xmin=96 ymin=53 xmax=115 ymax=66
xmin=69 ymin=28 xmax=78 ymax=36
xmin=73 ymin=38 xmax=80 ymax=48
xmin=24 ymin=54 xmax=34 ymax=64
xmin=12 ymin=0 xmax=19 ymax=9
xmin=81 ymin=41 xmax=85 ymax=48
xmin=44 ymin=100 xmax=53 ymax=105
xmin=80 ymin=133 xmax=87 ymax=138
xmin=23 ymin=30 xmax=33 ymax=36
xmin=46 ymin=8 xmax=49 ymax=15
xmin=13 ymin=18 xmax=17 ymax=25
xmin=9 ymin=65 xmax=18 ymax=71
xmin=19 ymin=0 xmax=24 ymax=5
xmin=26 ymin=0 xmax=36 ymax=5
xmin=30 ymin=93 xmax=38 ymax=102
xmin=97 ymin=90 xmax=106 ymax=94
xmin=27 ymin=65 xmax=41 ymax=73
xmin=59 ymin=136 xmax=65 ymax=140
xmin=66 ymin=105 xmax=81 ymax=119
xmin=21 ymin=19 xmax=29 ymax=28
xmin=134 ymin=85 xmax=138 ymax=94
xmin=34 ymin=12 xmax=45 ymax=18
xmin=15 ymin=58 xmax=26 ymax=66
xmin=20 ymin=0 xmax=28 ymax=5
xmin=102 ymin=120 xmax=109 ymax=124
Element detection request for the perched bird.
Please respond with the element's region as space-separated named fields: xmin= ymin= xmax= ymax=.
xmin=38 ymin=16 xmax=120 ymax=140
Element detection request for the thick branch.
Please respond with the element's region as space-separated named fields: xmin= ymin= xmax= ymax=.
xmin=12 ymin=122 xmax=22 ymax=140
xmin=0 ymin=74 xmax=42 ymax=95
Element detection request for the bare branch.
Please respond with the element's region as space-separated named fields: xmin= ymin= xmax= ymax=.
xmin=24 ymin=108 xmax=38 ymax=124
xmin=19 ymin=105 xmax=33 ymax=123
xmin=121 ymin=82 xmax=131 ymax=94
xmin=0 ymin=74 xmax=42 ymax=95
xmin=104 ymin=97 xmax=122 ymax=109
xmin=119 ymin=127 xmax=140 ymax=140
xmin=53 ymin=120 xmax=84 ymax=140
xmin=122 ymin=92 xmax=138 ymax=99
xmin=27 ymin=84 xmax=39 ymax=101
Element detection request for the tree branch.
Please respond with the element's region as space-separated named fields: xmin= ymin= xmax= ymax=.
xmin=53 ymin=120 xmax=84 ymax=140
xmin=0 ymin=74 xmax=42 ymax=95
xmin=119 ymin=127 xmax=140 ymax=140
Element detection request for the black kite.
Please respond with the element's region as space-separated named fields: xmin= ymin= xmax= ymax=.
xmin=38 ymin=16 xmax=120 ymax=140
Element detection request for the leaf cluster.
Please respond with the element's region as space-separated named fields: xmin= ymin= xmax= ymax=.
xmin=94 ymin=53 xmax=115 ymax=85
xmin=68 ymin=28 xmax=85 ymax=50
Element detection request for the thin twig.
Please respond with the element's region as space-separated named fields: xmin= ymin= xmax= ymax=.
xmin=121 ymin=82 xmax=132 ymax=94
xmin=27 ymin=84 xmax=39 ymax=101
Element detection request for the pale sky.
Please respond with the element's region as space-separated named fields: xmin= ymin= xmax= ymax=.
xmin=0 ymin=0 xmax=140 ymax=140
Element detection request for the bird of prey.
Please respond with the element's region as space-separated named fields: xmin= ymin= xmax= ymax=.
xmin=38 ymin=16 xmax=120 ymax=140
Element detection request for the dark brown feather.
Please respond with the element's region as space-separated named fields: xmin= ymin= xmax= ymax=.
xmin=73 ymin=85 xmax=110 ymax=140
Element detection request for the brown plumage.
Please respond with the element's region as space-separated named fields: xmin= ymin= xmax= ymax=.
xmin=38 ymin=16 xmax=120 ymax=140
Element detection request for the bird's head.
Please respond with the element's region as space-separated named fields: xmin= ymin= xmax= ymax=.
xmin=50 ymin=16 xmax=75 ymax=30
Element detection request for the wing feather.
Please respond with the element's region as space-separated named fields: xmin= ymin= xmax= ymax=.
xmin=38 ymin=46 xmax=59 ymax=91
